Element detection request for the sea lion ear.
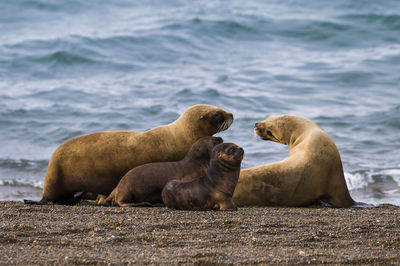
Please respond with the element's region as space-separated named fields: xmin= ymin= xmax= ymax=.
xmin=199 ymin=114 xmax=208 ymax=120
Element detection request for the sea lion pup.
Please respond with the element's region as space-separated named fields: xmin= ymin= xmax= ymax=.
xmin=232 ymin=115 xmax=355 ymax=208
xmin=25 ymin=104 xmax=233 ymax=205
xmin=162 ymin=143 xmax=244 ymax=211
xmin=99 ymin=136 xmax=223 ymax=207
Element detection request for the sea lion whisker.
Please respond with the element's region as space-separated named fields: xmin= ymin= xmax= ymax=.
xmin=218 ymin=121 xmax=226 ymax=133
xmin=218 ymin=122 xmax=223 ymax=132
xmin=222 ymin=121 xmax=227 ymax=131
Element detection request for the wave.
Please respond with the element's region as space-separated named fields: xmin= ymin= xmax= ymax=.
xmin=0 ymin=158 xmax=48 ymax=172
xmin=340 ymin=13 xmax=400 ymax=31
xmin=345 ymin=169 xmax=400 ymax=190
xmin=0 ymin=32 xmax=205 ymax=80
xmin=164 ymin=17 xmax=266 ymax=43
xmin=346 ymin=168 xmax=400 ymax=206
xmin=0 ymin=178 xmax=43 ymax=189
xmin=0 ymin=178 xmax=43 ymax=201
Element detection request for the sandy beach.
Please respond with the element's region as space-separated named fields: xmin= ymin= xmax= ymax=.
xmin=0 ymin=201 xmax=399 ymax=264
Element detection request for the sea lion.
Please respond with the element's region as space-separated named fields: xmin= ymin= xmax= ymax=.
xmin=99 ymin=136 xmax=223 ymax=207
xmin=162 ymin=143 xmax=244 ymax=211
xmin=232 ymin=115 xmax=355 ymax=207
xmin=26 ymin=104 xmax=233 ymax=205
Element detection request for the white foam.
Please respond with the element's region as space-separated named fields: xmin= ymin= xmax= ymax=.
xmin=377 ymin=169 xmax=400 ymax=187
xmin=344 ymin=171 xmax=373 ymax=190
xmin=0 ymin=178 xmax=43 ymax=188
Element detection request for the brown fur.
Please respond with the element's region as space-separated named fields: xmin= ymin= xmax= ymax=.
xmin=33 ymin=105 xmax=233 ymax=204
xmin=233 ymin=115 xmax=355 ymax=207
xmin=162 ymin=143 xmax=244 ymax=211
xmin=99 ymin=136 xmax=223 ymax=206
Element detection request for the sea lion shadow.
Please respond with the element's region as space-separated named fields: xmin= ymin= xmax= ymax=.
xmin=352 ymin=202 xmax=376 ymax=208
xmin=316 ymin=200 xmax=376 ymax=208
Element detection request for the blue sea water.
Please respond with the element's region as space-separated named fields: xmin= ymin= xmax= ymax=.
xmin=0 ymin=0 xmax=399 ymax=205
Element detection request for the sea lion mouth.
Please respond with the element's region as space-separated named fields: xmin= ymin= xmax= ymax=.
xmin=265 ymin=130 xmax=279 ymax=142
xmin=255 ymin=127 xmax=279 ymax=142
xmin=234 ymin=148 xmax=244 ymax=160
xmin=254 ymin=127 xmax=268 ymax=140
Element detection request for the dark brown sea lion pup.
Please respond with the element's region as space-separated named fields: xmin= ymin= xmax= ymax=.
xmin=99 ymin=136 xmax=223 ymax=207
xmin=25 ymin=104 xmax=233 ymax=205
xmin=162 ymin=143 xmax=244 ymax=211
xmin=233 ymin=115 xmax=355 ymax=207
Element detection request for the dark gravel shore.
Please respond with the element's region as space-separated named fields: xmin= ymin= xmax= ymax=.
xmin=0 ymin=201 xmax=399 ymax=265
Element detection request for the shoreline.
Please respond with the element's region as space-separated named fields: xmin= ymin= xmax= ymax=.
xmin=1 ymin=201 xmax=399 ymax=264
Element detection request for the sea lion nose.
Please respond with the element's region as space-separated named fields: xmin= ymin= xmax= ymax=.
xmin=215 ymin=137 xmax=223 ymax=144
xmin=254 ymin=122 xmax=259 ymax=128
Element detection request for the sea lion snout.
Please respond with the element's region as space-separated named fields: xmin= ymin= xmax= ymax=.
xmin=254 ymin=122 xmax=268 ymax=139
xmin=219 ymin=143 xmax=244 ymax=163
xmin=254 ymin=121 xmax=265 ymax=131
xmin=213 ymin=137 xmax=223 ymax=146
xmin=235 ymin=147 xmax=244 ymax=160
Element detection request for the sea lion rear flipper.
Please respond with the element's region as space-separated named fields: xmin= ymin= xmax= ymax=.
xmin=24 ymin=192 xmax=84 ymax=206
xmin=23 ymin=199 xmax=47 ymax=205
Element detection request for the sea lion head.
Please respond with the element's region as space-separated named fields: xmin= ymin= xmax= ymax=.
xmin=188 ymin=136 xmax=224 ymax=161
xmin=177 ymin=104 xmax=234 ymax=136
xmin=213 ymin=143 xmax=244 ymax=168
xmin=254 ymin=115 xmax=315 ymax=145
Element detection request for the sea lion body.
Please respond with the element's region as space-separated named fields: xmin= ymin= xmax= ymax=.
xmin=233 ymin=115 xmax=355 ymax=207
xmin=100 ymin=136 xmax=223 ymax=206
xmin=35 ymin=105 xmax=233 ymax=204
xmin=162 ymin=143 xmax=244 ymax=211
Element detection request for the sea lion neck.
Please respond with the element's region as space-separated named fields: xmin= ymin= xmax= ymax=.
xmin=287 ymin=127 xmax=307 ymax=148
xmin=287 ymin=119 xmax=319 ymax=148
xmin=206 ymin=158 xmax=240 ymax=179
xmin=204 ymin=159 xmax=239 ymax=196
xmin=180 ymin=151 xmax=210 ymax=168
xmin=170 ymin=117 xmax=210 ymax=140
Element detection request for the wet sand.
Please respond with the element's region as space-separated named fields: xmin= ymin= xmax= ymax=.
xmin=0 ymin=201 xmax=399 ymax=264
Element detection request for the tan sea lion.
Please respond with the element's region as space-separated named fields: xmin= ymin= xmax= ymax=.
xmin=25 ymin=104 xmax=233 ymax=205
xmin=162 ymin=143 xmax=244 ymax=211
xmin=99 ymin=136 xmax=223 ymax=207
xmin=233 ymin=115 xmax=355 ymax=207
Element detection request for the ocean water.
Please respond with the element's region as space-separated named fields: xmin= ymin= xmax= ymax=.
xmin=0 ymin=0 xmax=399 ymax=205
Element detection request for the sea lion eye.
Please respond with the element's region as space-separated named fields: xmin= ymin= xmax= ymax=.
xmin=227 ymin=147 xmax=235 ymax=154
xmin=267 ymin=130 xmax=274 ymax=137
xmin=210 ymin=112 xmax=222 ymax=121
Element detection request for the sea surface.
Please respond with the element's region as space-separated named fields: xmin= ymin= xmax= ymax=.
xmin=0 ymin=0 xmax=399 ymax=206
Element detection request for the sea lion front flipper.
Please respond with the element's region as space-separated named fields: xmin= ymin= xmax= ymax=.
xmin=218 ymin=199 xmax=238 ymax=211
xmin=117 ymin=201 xmax=156 ymax=207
